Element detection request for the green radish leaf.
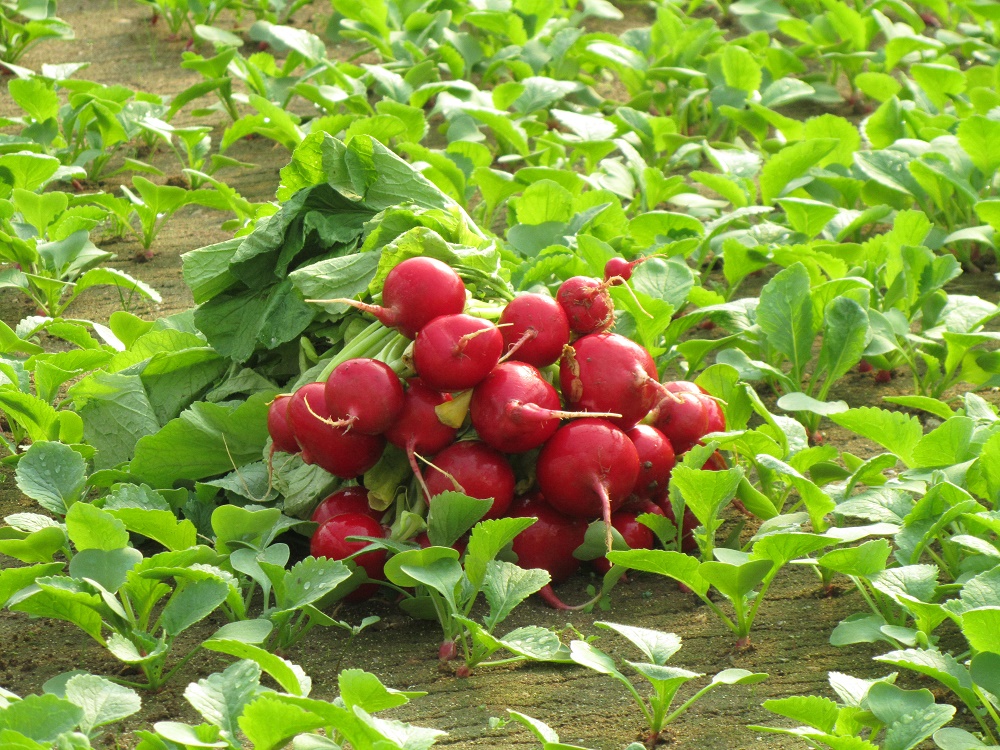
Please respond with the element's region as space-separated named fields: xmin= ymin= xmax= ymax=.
xmin=0 ymin=564 xmax=63 ymax=608
xmin=398 ymin=557 xmax=464 ymax=612
xmin=750 ymin=533 xmax=830 ymax=569
xmin=970 ymin=652 xmax=1000 ymax=699
xmin=776 ymin=393 xmax=849 ymax=415
xmin=883 ymin=703 xmax=955 ymax=750
xmin=203 ymin=641 xmax=311 ymax=696
xmin=0 ymin=694 xmax=83 ymax=743
xmin=569 ymin=641 xmax=630 ymax=685
xmin=760 ymin=139 xmax=837 ymax=204
xmin=761 ymin=695 xmax=839 ymax=733
xmin=270 ymin=557 xmax=352 ymax=613
xmin=815 ymin=296 xmax=869 ymax=385
xmin=466 ymin=517 xmax=535 ymax=590
xmin=65 ymin=503 xmax=129 ymax=551
xmin=338 ymin=668 xmax=422 ymax=713
xmin=184 ymin=660 xmax=260 ymax=743
xmin=818 ymin=539 xmax=891 ymax=577
xmin=14 ymin=441 xmax=86 ymax=515
xmin=160 ymin=577 xmax=229 ymax=636
xmin=669 ymin=465 xmax=744 ymax=531
xmin=699 ymin=559 xmax=773 ymax=601
xmin=69 ymin=548 xmax=142 ymax=593
xmin=757 ymin=263 xmax=814 ymax=380
xmin=830 ymin=407 xmax=922 ymax=467
xmin=383 ymin=547 xmax=460 ymax=589
xmin=607 ymin=549 xmax=709 ymax=596
xmin=106 ymin=508 xmax=196 ymax=552
xmin=0 ymin=526 xmax=66 ymax=564
xmin=958 ymin=115 xmax=1000 ymax=175
xmin=712 ymin=668 xmax=768 ymax=685
xmin=482 ymin=560 xmax=550 ymax=631
xmin=595 ymin=621 xmax=681 ymax=666
xmin=961 ymin=608 xmax=1000 ymax=654
xmin=237 ymin=696 xmax=325 ymax=748
xmin=426 ymin=491 xmax=493 ymax=548
xmin=63 ymin=673 xmax=141 ymax=736
xmin=874 ymin=649 xmax=974 ymax=699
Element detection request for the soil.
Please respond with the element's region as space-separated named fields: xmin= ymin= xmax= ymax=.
xmin=2 ymin=1 xmax=999 ymax=748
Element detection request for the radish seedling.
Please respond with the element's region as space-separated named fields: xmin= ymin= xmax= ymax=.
xmin=570 ymin=622 xmax=767 ymax=744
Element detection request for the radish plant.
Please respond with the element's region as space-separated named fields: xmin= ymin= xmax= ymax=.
xmin=569 ymin=622 xmax=767 ymax=744
xmin=383 ymin=493 xmax=567 ymax=673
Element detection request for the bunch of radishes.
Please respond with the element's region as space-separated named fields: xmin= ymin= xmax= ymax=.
xmin=266 ymin=255 xmax=725 ymax=599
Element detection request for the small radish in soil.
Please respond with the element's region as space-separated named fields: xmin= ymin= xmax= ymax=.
xmin=626 ymin=424 xmax=676 ymax=500
xmin=267 ymin=395 xmax=299 ymax=454
xmin=311 ymin=486 xmax=380 ymax=526
xmin=556 ymin=276 xmax=614 ymax=334
xmin=560 ymin=332 xmax=660 ymax=429
xmin=498 ymin=293 xmax=571 ymax=368
xmin=536 ymin=418 xmax=640 ymax=551
xmin=413 ymin=314 xmax=504 ymax=392
xmin=702 ymin=450 xmax=728 ymax=471
xmin=603 ymin=254 xmax=666 ymax=285
xmin=424 ymin=440 xmax=515 ymax=520
xmin=288 ymin=383 xmax=386 ymax=478
xmin=470 ymin=362 xmax=620 ymax=453
xmin=875 ymin=369 xmax=893 ymax=383
xmin=324 ymin=358 xmax=405 ymax=434
xmin=592 ymin=510 xmax=656 ymax=574
xmin=385 ymin=379 xmax=458 ymax=498
xmin=858 ymin=360 xmax=874 ymax=374
xmin=310 ymin=512 xmax=388 ymax=601
xmin=310 ymin=257 xmax=466 ymax=338
xmin=508 ymin=492 xmax=586 ymax=585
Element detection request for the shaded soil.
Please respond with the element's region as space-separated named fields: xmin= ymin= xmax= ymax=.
xmin=2 ymin=1 xmax=999 ymax=748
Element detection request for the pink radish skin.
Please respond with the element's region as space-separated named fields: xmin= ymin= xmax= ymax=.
xmin=317 ymin=257 xmax=466 ymax=339
xmin=536 ymin=418 xmax=640 ymax=553
xmin=498 ymin=293 xmax=571 ymax=368
xmin=626 ymin=424 xmax=676 ymax=500
xmin=508 ymin=492 xmax=586 ymax=585
xmin=267 ymin=395 xmax=299 ymax=454
xmin=470 ymin=362 xmax=620 ymax=453
xmin=324 ymin=358 xmax=405 ymax=435
xmin=413 ymin=314 xmax=504 ymax=392
xmin=311 ymin=486 xmax=381 ymax=526
xmin=288 ymin=384 xmax=386 ymax=478
xmin=384 ymin=379 xmax=458 ymax=500
xmin=560 ymin=333 xmax=660 ymax=430
xmin=556 ymin=276 xmax=614 ymax=334
xmin=424 ymin=441 xmax=516 ymax=520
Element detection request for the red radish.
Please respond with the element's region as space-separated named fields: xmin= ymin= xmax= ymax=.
xmin=384 ymin=379 xmax=458 ymax=499
xmin=592 ymin=510 xmax=656 ymax=573
xmin=702 ymin=450 xmax=727 ymax=471
xmin=662 ymin=381 xmax=707 ymax=395
xmin=412 ymin=314 xmax=503 ymax=392
xmin=556 ymin=276 xmax=614 ymax=334
xmin=858 ymin=360 xmax=874 ymax=374
xmin=508 ymin=492 xmax=586 ymax=584
xmin=310 ymin=257 xmax=466 ymax=338
xmin=560 ymin=332 xmax=660 ymax=429
xmin=311 ymin=486 xmax=380 ymax=526
xmin=424 ymin=441 xmax=515 ymax=520
xmin=498 ymin=293 xmax=571 ymax=368
xmin=875 ymin=369 xmax=893 ymax=383
xmin=324 ymin=358 xmax=404 ymax=434
xmin=536 ymin=419 xmax=640 ymax=552
xmin=288 ymin=384 xmax=386 ymax=478
xmin=470 ymin=362 xmax=620 ymax=453
xmin=267 ymin=395 xmax=298 ymax=454
xmin=626 ymin=425 xmax=676 ymax=500
xmin=622 ymin=496 xmax=666 ymax=517
xmin=310 ymin=512 xmax=388 ymax=601
xmin=652 ymin=391 xmax=711 ymax=454
xmin=603 ymin=257 xmax=634 ymax=283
